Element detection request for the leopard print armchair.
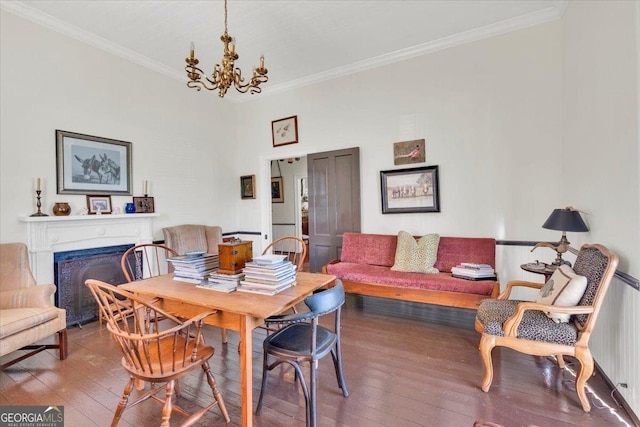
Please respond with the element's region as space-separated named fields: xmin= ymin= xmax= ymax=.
xmin=474 ymin=244 xmax=618 ymax=413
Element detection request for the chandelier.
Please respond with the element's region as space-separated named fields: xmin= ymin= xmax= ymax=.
xmin=185 ymin=0 xmax=268 ymax=98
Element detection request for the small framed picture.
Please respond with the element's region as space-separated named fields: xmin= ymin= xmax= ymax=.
xmin=86 ymin=195 xmax=112 ymax=214
xmin=380 ymin=165 xmax=440 ymax=214
xmin=240 ymin=175 xmax=256 ymax=199
xmin=271 ymin=177 xmax=284 ymax=203
xmin=271 ymin=115 xmax=298 ymax=147
xmin=393 ymin=139 xmax=425 ymax=165
xmin=133 ymin=196 xmax=155 ymax=213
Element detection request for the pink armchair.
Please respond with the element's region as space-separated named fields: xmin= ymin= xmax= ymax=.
xmin=0 ymin=243 xmax=67 ymax=369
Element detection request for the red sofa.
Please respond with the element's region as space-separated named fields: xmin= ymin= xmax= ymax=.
xmin=322 ymin=233 xmax=500 ymax=310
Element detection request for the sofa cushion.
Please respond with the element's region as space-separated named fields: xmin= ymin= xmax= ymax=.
xmin=536 ymin=265 xmax=587 ymax=323
xmin=326 ymin=262 xmax=496 ymax=295
xmin=340 ymin=233 xmax=397 ymax=267
xmin=0 ymin=307 xmax=60 ymax=338
xmin=434 ymin=237 xmax=496 ymax=273
xmin=391 ymin=231 xmax=439 ymax=274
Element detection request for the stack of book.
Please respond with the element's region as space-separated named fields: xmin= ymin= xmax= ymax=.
xmin=168 ymin=252 xmax=220 ymax=284
xmin=238 ymin=254 xmax=297 ymax=295
xmin=451 ymin=263 xmax=497 ymax=280
xmin=197 ymin=272 xmax=244 ymax=293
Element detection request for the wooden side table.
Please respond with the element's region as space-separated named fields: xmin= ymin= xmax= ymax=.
xmin=520 ymin=262 xmax=557 ymax=282
xmin=218 ymin=241 xmax=253 ymax=274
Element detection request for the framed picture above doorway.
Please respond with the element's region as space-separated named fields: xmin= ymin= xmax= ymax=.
xmin=271 ymin=115 xmax=298 ymax=147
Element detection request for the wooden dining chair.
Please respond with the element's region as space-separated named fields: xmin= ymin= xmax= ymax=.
xmin=475 ymin=244 xmax=618 ymax=412
xmin=262 ymin=235 xmax=307 ymax=272
xmin=85 ymin=279 xmax=230 ymax=427
xmin=121 ymin=243 xmax=178 ymax=283
xmin=255 ymin=280 xmax=349 ymax=427
xmin=95 ymin=244 xmax=178 ymax=326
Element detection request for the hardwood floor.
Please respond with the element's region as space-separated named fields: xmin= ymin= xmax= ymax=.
xmin=1 ymin=295 xmax=636 ymax=427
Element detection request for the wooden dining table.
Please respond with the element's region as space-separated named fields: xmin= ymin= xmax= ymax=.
xmin=120 ymin=271 xmax=336 ymax=427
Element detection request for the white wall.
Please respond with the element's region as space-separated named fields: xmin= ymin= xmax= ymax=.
xmin=562 ymin=0 xmax=640 ymax=414
xmin=236 ymin=21 xmax=564 ymax=244
xmin=0 ymin=10 xmax=238 ymax=243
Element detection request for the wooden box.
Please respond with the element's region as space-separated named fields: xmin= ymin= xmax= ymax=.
xmin=218 ymin=241 xmax=253 ymax=274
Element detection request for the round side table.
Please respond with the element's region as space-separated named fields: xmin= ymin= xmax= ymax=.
xmin=520 ymin=262 xmax=557 ymax=282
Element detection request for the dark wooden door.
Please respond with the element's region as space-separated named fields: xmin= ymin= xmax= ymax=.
xmin=307 ymin=147 xmax=361 ymax=272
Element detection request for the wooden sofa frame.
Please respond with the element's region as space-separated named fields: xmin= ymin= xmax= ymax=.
xmin=323 ymin=259 xmax=500 ymax=310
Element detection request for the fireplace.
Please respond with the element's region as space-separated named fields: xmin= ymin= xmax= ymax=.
xmin=20 ymin=213 xmax=157 ymax=326
xmin=54 ymin=244 xmax=134 ymax=326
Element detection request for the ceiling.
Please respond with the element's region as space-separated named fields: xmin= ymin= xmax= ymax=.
xmin=2 ymin=0 xmax=565 ymax=102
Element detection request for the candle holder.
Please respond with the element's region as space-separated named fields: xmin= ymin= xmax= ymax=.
xmin=30 ymin=190 xmax=49 ymax=217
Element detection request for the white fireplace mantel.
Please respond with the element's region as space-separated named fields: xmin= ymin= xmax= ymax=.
xmin=20 ymin=213 xmax=158 ymax=285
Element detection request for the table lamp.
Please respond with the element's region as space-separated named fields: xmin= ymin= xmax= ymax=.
xmin=531 ymin=207 xmax=589 ymax=266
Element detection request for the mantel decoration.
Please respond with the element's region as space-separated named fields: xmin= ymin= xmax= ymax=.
xmin=380 ymin=165 xmax=440 ymax=214
xmin=185 ymin=0 xmax=268 ymax=98
xmin=56 ymin=130 xmax=132 ymax=195
xmin=133 ymin=197 xmax=154 ymax=213
xmin=30 ymin=177 xmax=48 ymax=217
xmin=531 ymin=206 xmax=589 ymax=266
xmin=86 ymin=195 xmax=112 ymax=215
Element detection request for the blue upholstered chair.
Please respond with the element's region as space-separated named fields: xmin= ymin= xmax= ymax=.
xmin=255 ymin=280 xmax=349 ymax=427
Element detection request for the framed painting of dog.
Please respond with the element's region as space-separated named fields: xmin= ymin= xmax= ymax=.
xmin=56 ymin=130 xmax=132 ymax=195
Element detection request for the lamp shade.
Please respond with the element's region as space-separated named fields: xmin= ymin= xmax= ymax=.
xmin=542 ymin=208 xmax=589 ymax=232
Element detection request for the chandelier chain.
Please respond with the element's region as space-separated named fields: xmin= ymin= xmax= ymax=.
xmin=224 ymin=0 xmax=228 ymax=35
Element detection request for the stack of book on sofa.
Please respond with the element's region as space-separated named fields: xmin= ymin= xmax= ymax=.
xmin=238 ymin=254 xmax=297 ymax=295
xmin=451 ymin=263 xmax=497 ymax=281
xmin=168 ymin=251 xmax=219 ymax=284
xmin=196 ymin=271 xmax=244 ymax=292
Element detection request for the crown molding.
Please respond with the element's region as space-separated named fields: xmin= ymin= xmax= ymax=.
xmin=2 ymin=0 xmax=566 ymax=104
xmin=252 ymin=2 xmax=566 ymax=102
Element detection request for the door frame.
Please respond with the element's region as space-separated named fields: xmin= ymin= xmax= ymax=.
xmin=259 ymin=151 xmax=307 ymax=253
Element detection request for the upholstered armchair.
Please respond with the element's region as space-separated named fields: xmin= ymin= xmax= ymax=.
xmin=475 ymin=244 xmax=618 ymax=412
xmin=0 ymin=243 xmax=67 ymax=369
xmin=162 ymin=224 xmax=223 ymax=256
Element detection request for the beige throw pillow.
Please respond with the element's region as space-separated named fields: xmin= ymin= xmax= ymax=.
xmin=391 ymin=231 xmax=440 ymax=274
xmin=536 ymin=265 xmax=587 ymax=323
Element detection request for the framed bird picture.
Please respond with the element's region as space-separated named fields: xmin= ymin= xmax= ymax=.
xmin=393 ymin=139 xmax=425 ymax=165
xmin=272 ymin=115 xmax=298 ymax=147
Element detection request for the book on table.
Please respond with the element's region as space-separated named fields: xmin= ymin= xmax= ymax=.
xmin=250 ymin=254 xmax=288 ymax=265
xmin=197 ymin=280 xmax=237 ymax=292
xmin=236 ymin=282 xmax=294 ymax=295
xmin=209 ymin=272 xmax=245 ymax=285
xmin=239 ymin=275 xmax=296 ymax=290
xmin=169 ymin=253 xmax=220 ymax=282
xmin=238 ymin=259 xmax=297 ymax=295
xmin=173 ymin=276 xmax=206 ymax=284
